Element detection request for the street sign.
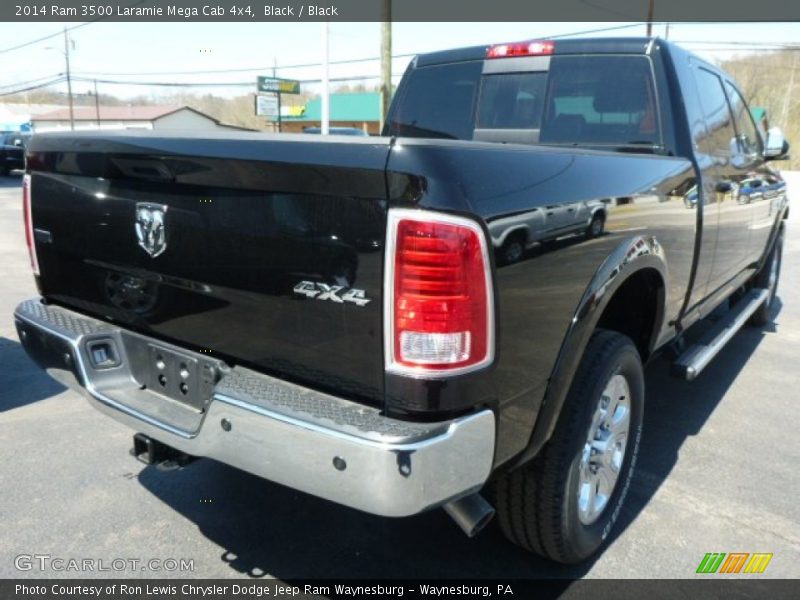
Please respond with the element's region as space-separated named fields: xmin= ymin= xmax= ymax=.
xmin=257 ymin=76 xmax=301 ymax=94
xmin=255 ymin=94 xmax=279 ymax=118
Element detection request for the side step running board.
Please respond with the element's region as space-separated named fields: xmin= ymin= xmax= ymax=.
xmin=672 ymin=288 xmax=769 ymax=381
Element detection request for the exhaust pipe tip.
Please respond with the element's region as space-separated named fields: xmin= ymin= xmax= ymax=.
xmin=443 ymin=493 xmax=495 ymax=538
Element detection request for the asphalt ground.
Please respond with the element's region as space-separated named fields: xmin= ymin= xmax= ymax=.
xmin=0 ymin=170 xmax=798 ymax=580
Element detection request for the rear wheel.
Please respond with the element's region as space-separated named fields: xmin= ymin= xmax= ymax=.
xmin=749 ymin=229 xmax=783 ymax=327
xmin=494 ymin=329 xmax=644 ymax=563
xmin=500 ymin=232 xmax=526 ymax=265
xmin=587 ymin=213 xmax=605 ymax=238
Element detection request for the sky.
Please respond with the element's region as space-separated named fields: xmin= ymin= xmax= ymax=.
xmin=2 ymin=21 xmax=800 ymax=100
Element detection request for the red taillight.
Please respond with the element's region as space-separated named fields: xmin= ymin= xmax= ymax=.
xmin=385 ymin=209 xmax=493 ymax=376
xmin=487 ymin=40 xmax=554 ymax=59
xmin=22 ymin=174 xmax=40 ymax=275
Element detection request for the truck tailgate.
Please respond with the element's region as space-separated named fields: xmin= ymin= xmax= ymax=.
xmin=27 ymin=132 xmax=390 ymax=405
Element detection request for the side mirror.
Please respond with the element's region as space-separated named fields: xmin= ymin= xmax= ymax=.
xmin=764 ymin=127 xmax=790 ymax=160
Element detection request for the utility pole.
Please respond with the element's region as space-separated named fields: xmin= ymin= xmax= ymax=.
xmin=646 ymin=0 xmax=655 ymax=37
xmin=380 ymin=0 xmax=392 ymax=130
xmin=271 ymin=58 xmax=280 ymax=133
xmin=93 ymin=80 xmax=100 ymax=128
xmin=63 ymin=27 xmax=74 ymax=131
xmin=781 ymin=51 xmax=797 ymax=127
xmin=321 ymin=22 xmax=330 ymax=135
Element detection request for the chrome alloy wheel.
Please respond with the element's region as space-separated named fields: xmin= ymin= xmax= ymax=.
xmin=577 ymin=373 xmax=631 ymax=525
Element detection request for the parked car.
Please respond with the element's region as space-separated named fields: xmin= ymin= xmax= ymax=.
xmin=15 ymin=37 xmax=789 ymax=564
xmin=489 ymin=199 xmax=608 ymax=264
xmin=0 ymin=131 xmax=27 ymax=175
xmin=684 ymin=186 xmax=699 ymax=209
xmin=302 ymin=126 xmax=369 ymax=136
xmin=738 ymin=176 xmax=767 ymax=203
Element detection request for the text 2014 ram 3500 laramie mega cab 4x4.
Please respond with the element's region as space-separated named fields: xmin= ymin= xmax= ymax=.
xmin=15 ymin=38 xmax=790 ymax=563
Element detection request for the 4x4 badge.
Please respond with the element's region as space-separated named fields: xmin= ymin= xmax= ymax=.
xmin=135 ymin=203 xmax=168 ymax=258
xmin=293 ymin=281 xmax=371 ymax=306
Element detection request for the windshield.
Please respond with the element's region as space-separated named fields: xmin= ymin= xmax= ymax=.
xmin=387 ymin=54 xmax=662 ymax=150
xmin=1 ymin=133 xmax=26 ymax=147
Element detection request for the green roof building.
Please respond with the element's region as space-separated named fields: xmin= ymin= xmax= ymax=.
xmin=281 ymin=92 xmax=382 ymax=134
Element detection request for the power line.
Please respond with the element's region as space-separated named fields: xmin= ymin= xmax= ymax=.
xmin=71 ymin=74 xmax=405 ymax=88
xmin=0 ymin=73 xmax=64 ymax=90
xmin=66 ymin=44 xmax=800 ymax=88
xmin=0 ymin=0 xmax=147 ymax=55
xmin=68 ymin=25 xmax=647 ymax=78
xmin=0 ymin=71 xmax=403 ymax=97
xmin=44 ymin=25 xmax=648 ymax=78
xmin=5 ymin=22 xmax=798 ymax=100
xmin=0 ymin=77 xmax=67 ymax=97
xmin=73 ymin=53 xmax=419 ymax=77
xmin=77 ymin=77 xmax=253 ymax=87
xmin=15 ymin=21 xmax=793 ymax=85
xmin=548 ymin=23 xmax=645 ymax=38
xmin=70 ymin=26 xmax=649 ymax=78
xmin=0 ymin=23 xmax=93 ymax=55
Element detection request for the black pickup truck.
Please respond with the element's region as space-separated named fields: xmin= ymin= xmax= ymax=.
xmin=15 ymin=38 xmax=790 ymax=563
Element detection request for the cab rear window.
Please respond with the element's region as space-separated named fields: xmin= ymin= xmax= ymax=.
xmin=477 ymin=72 xmax=547 ymax=129
xmin=388 ymin=54 xmax=661 ymax=149
xmin=475 ymin=55 xmax=660 ymax=146
xmin=538 ymin=55 xmax=660 ymax=146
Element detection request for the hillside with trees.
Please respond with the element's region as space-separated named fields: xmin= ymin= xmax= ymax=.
xmin=722 ymin=50 xmax=799 ymax=169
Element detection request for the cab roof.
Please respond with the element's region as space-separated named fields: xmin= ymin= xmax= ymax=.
xmin=415 ymin=37 xmax=665 ymax=68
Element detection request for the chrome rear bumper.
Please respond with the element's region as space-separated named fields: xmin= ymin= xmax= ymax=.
xmin=14 ymin=298 xmax=495 ymax=517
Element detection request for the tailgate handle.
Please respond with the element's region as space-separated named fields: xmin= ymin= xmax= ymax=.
xmin=34 ymin=228 xmax=53 ymax=244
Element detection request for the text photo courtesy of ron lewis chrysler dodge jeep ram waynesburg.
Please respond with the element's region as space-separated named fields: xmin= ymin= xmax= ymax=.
xmin=14 ymin=37 xmax=789 ymax=563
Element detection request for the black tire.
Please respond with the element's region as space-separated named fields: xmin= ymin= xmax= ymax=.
xmin=586 ymin=213 xmax=605 ymax=238
xmin=500 ymin=232 xmax=526 ymax=265
xmin=749 ymin=228 xmax=783 ymax=327
xmin=494 ymin=329 xmax=644 ymax=563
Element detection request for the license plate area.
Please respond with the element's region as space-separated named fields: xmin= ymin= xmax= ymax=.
xmin=143 ymin=343 xmax=216 ymax=411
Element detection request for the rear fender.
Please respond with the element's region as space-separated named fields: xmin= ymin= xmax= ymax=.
xmin=508 ymin=234 xmax=668 ymax=469
xmin=493 ymin=225 xmax=528 ymax=248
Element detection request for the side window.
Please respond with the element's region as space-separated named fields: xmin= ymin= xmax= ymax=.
xmin=540 ymin=55 xmax=660 ymax=146
xmin=695 ymin=68 xmax=738 ymax=157
xmin=724 ymin=81 xmax=763 ymax=156
xmin=386 ymin=61 xmax=482 ymax=140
